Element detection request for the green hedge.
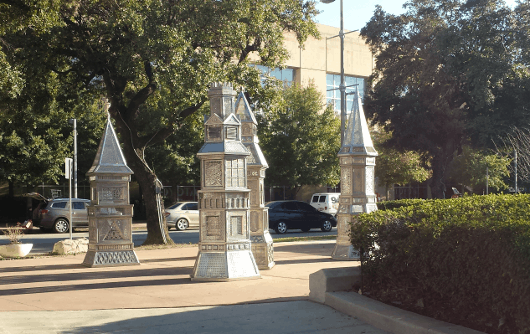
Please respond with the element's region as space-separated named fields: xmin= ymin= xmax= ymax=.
xmin=351 ymin=194 xmax=530 ymax=333
xmin=376 ymin=198 xmax=427 ymax=211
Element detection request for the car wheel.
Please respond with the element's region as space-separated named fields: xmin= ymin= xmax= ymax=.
xmin=321 ymin=220 xmax=333 ymax=232
xmin=275 ymin=221 xmax=288 ymax=234
xmin=300 ymin=227 xmax=311 ymax=232
xmin=176 ymin=218 xmax=189 ymax=231
xmin=54 ymin=218 xmax=69 ymax=233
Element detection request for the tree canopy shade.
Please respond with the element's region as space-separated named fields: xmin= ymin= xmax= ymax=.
xmin=361 ymin=0 xmax=530 ymax=198
xmin=1 ymin=0 xmax=319 ymax=244
xmin=258 ymin=82 xmax=341 ymax=195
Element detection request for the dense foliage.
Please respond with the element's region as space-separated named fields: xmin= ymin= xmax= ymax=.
xmin=258 ymin=82 xmax=341 ymax=195
xmin=372 ymin=130 xmax=430 ymax=199
xmin=361 ymin=0 xmax=530 ymax=198
xmin=1 ymin=0 xmax=319 ymax=244
xmin=351 ymin=194 xmax=530 ymax=333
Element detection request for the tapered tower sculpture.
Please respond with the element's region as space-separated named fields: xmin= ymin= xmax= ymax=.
xmin=332 ymin=92 xmax=378 ymax=260
xmin=191 ymin=83 xmax=260 ymax=281
xmin=83 ymin=116 xmax=139 ymax=267
xmin=235 ymin=92 xmax=274 ymax=270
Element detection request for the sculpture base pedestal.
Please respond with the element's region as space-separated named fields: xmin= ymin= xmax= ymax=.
xmin=83 ymin=249 xmax=140 ymax=267
xmin=331 ymin=242 xmax=360 ymax=261
xmin=251 ymin=232 xmax=274 ymax=270
xmin=191 ymin=249 xmax=260 ymax=281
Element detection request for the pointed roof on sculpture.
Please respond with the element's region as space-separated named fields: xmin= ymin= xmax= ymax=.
xmin=235 ymin=91 xmax=257 ymax=125
xmin=234 ymin=91 xmax=268 ymax=168
xmin=88 ymin=115 xmax=133 ymax=175
xmin=339 ymin=91 xmax=378 ymax=157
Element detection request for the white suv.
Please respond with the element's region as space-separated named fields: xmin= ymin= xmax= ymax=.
xmin=310 ymin=193 xmax=340 ymax=216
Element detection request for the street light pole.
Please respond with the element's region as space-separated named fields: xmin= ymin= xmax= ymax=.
xmin=322 ymin=0 xmax=345 ymax=146
xmin=68 ymin=118 xmax=77 ymax=198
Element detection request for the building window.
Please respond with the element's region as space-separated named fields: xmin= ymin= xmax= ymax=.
xmin=252 ymin=65 xmax=294 ymax=86
xmin=326 ymin=74 xmax=365 ymax=116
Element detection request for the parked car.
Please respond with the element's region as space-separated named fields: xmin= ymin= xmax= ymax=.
xmin=33 ymin=196 xmax=91 ymax=233
xmin=266 ymin=200 xmax=337 ymax=234
xmin=310 ymin=193 xmax=340 ymax=216
xmin=165 ymin=202 xmax=199 ymax=231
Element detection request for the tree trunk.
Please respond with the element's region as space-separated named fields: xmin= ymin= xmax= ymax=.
xmin=429 ymin=149 xmax=453 ymax=199
xmin=113 ymin=124 xmax=174 ymax=246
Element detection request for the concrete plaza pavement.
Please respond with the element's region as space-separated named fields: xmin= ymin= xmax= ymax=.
xmin=0 ymin=240 xmax=389 ymax=333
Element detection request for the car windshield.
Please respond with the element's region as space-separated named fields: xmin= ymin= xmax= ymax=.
xmin=168 ymin=202 xmax=183 ymax=210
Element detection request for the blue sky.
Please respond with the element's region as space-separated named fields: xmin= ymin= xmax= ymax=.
xmin=315 ymin=0 xmax=517 ymax=31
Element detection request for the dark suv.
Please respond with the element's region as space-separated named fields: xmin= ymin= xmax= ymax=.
xmin=266 ymin=200 xmax=337 ymax=234
xmin=34 ymin=198 xmax=91 ymax=233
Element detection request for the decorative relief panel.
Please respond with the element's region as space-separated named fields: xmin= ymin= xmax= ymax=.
xmin=205 ymin=161 xmax=223 ymax=187
xmin=341 ymin=168 xmax=352 ymax=195
xmin=340 ymin=157 xmax=351 ymax=165
xmin=250 ymin=211 xmax=259 ymax=232
xmin=366 ymin=166 xmax=375 ymax=195
xmin=352 ymin=205 xmax=363 ymax=213
xmin=100 ymin=187 xmax=123 ymax=202
xmin=229 ymin=216 xmax=243 ymax=236
xmin=366 ymin=157 xmax=376 ymax=164
xmin=353 ymin=168 xmax=363 ymax=193
xmin=210 ymin=98 xmax=221 ymax=116
xmin=242 ymin=123 xmax=252 ymax=136
xmin=352 ymin=158 xmax=365 ymax=164
xmin=196 ymin=253 xmax=227 ymax=278
xmin=93 ymin=251 xmax=138 ymax=266
xmin=223 ymin=97 xmax=233 ymax=115
xmin=206 ymin=216 xmax=222 ymax=238
xmin=103 ymin=220 xmax=126 ymax=241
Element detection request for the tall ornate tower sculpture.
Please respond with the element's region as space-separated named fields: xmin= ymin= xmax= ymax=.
xmin=83 ymin=116 xmax=139 ymax=267
xmin=191 ymin=83 xmax=260 ymax=281
xmin=332 ymin=92 xmax=378 ymax=260
xmin=235 ymin=92 xmax=274 ymax=270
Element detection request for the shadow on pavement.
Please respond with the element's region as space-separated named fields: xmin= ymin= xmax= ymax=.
xmin=0 ymin=266 xmax=194 ymax=286
xmin=0 ymin=276 xmax=194 ymax=296
xmin=61 ymin=301 xmax=379 ymax=334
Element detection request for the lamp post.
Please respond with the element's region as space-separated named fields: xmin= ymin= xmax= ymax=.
xmin=68 ymin=118 xmax=77 ymax=198
xmin=321 ymin=0 xmax=345 ymax=145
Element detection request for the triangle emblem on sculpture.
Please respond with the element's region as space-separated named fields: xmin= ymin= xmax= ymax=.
xmin=340 ymin=92 xmax=378 ymax=156
xmin=88 ymin=115 xmax=133 ymax=175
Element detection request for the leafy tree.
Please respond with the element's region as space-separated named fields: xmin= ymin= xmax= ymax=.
xmin=258 ymin=82 xmax=341 ymax=195
xmin=1 ymin=0 xmax=319 ymax=244
xmin=146 ymin=104 xmax=207 ymax=197
xmin=447 ymin=145 xmax=510 ymax=194
xmin=361 ymin=0 xmax=530 ymax=198
xmin=0 ymin=64 xmax=106 ymax=196
xmin=372 ymin=130 xmax=430 ymax=199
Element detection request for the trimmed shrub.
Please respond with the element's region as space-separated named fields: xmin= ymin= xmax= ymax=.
xmin=376 ymin=198 xmax=427 ymax=211
xmin=351 ymin=194 xmax=530 ymax=333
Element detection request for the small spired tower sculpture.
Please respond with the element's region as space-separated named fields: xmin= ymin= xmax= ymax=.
xmin=235 ymin=92 xmax=274 ymax=270
xmin=191 ymin=83 xmax=260 ymax=281
xmin=332 ymin=92 xmax=378 ymax=260
xmin=83 ymin=116 xmax=139 ymax=267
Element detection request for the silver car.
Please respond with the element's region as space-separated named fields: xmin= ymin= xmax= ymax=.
xmin=165 ymin=202 xmax=199 ymax=231
xmin=36 ymin=198 xmax=91 ymax=233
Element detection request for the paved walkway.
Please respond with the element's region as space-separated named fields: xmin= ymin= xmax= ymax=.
xmin=0 ymin=240 xmax=388 ymax=333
